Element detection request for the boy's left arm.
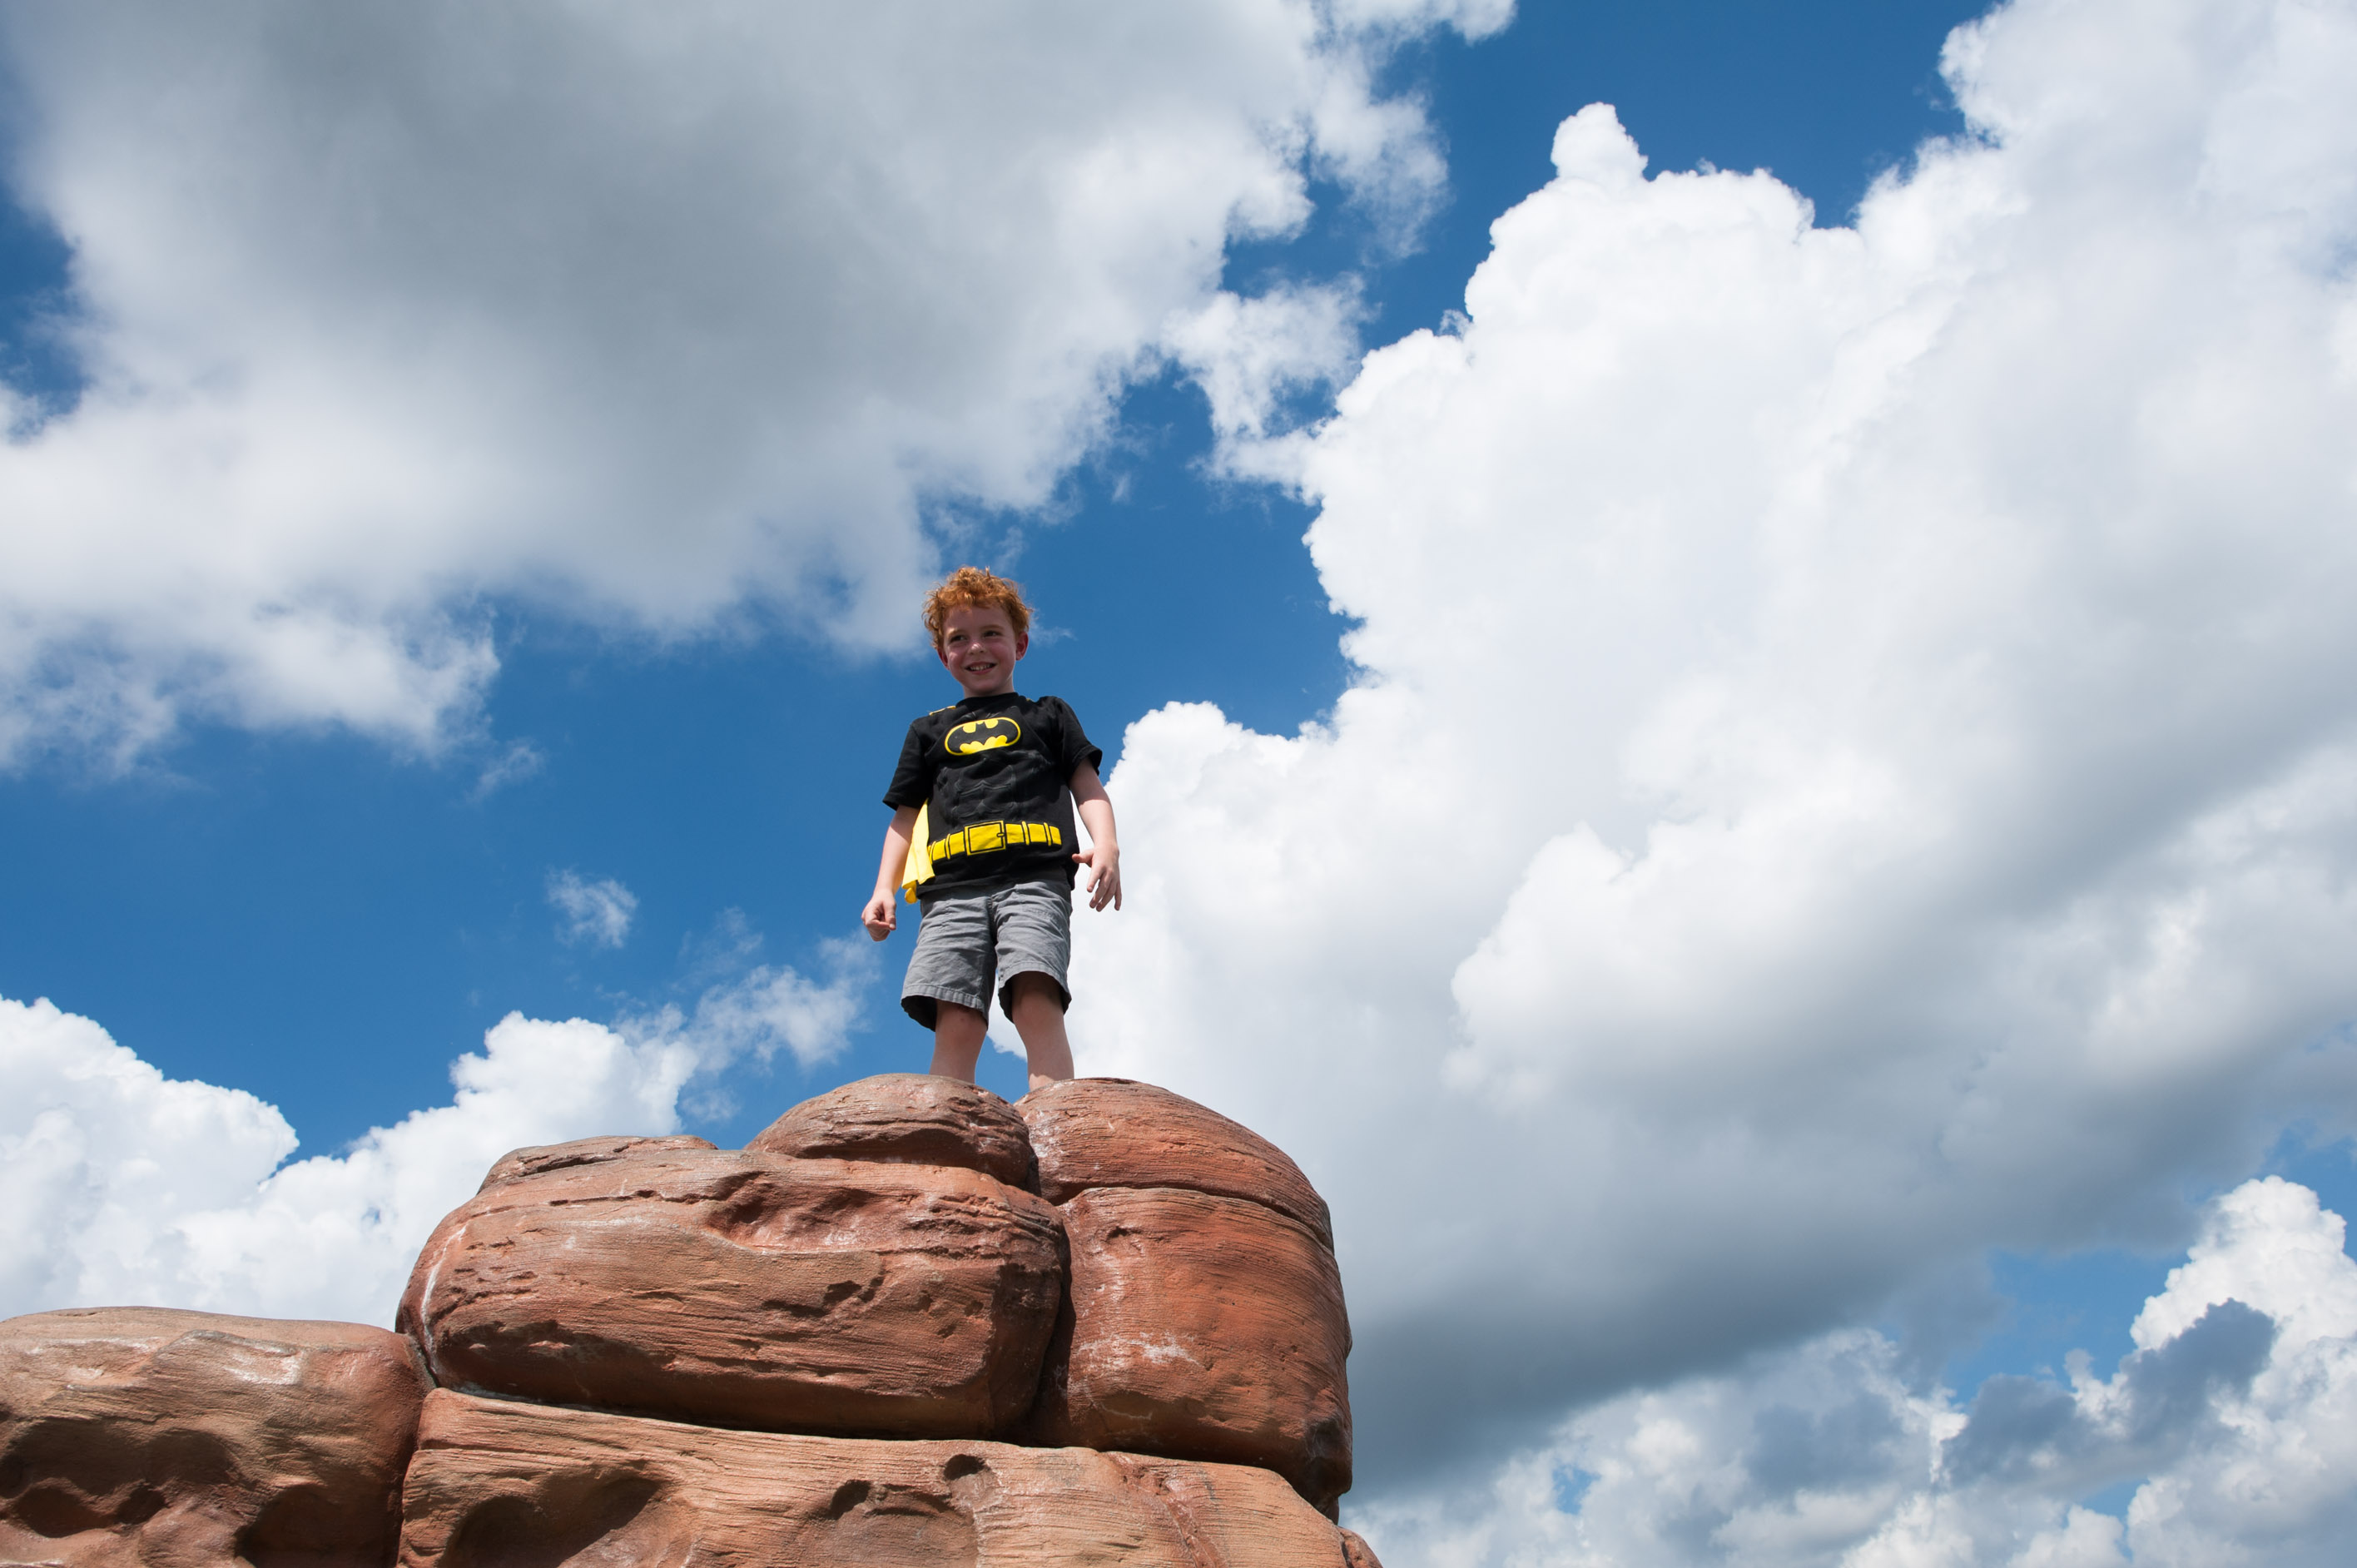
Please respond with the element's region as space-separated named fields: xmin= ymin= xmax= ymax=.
xmin=1069 ymin=763 xmax=1122 ymax=911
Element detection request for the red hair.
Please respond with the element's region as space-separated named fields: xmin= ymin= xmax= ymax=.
xmin=922 ymin=566 xmax=1033 ymax=650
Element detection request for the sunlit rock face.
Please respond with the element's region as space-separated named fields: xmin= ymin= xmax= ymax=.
xmin=1021 ymin=1075 xmax=1333 ymax=1243
xmin=397 ymin=1144 xmax=1067 ymax=1439
xmin=0 ymin=1074 xmax=1373 ymax=1566
xmin=0 ymin=1307 xmax=428 ymax=1566
xmin=398 ymin=1388 xmax=1351 ymax=1568
xmin=1017 ymin=1078 xmax=1354 ymax=1515
xmin=747 ymin=1072 xmax=1040 ymax=1191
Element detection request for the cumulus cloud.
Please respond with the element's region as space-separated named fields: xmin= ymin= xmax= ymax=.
xmin=0 ymin=995 xmax=298 ymax=1317
xmin=546 ymin=868 xmax=638 ymax=949
xmin=0 ymin=936 xmax=870 ymax=1323
xmin=1164 ymin=280 xmax=1368 ymax=468
xmin=0 ymin=0 xmax=1505 ymax=763
xmin=1063 ymin=0 xmax=2357 ymax=1493
xmin=623 ymin=934 xmax=877 ymax=1075
xmin=0 ymin=992 xmax=688 ymax=1323
xmin=1349 ymin=1178 xmax=2357 ymax=1566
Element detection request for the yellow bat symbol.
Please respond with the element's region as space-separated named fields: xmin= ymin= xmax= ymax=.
xmin=947 ymin=717 xmax=1023 ymax=756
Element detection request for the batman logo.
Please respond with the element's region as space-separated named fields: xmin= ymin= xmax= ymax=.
xmin=946 ymin=716 xmax=1022 ymax=755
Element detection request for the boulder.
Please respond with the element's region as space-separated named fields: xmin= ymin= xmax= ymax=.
xmin=1342 ymin=1526 xmax=1387 ymax=1567
xmin=748 ymin=1073 xmax=1036 ymax=1191
xmin=1017 ymin=1077 xmax=1333 ymax=1245
xmin=1025 ymin=1185 xmax=1353 ymax=1515
xmin=0 ymin=1306 xmax=428 ymax=1567
xmin=399 ymin=1387 xmax=1359 ymax=1567
xmin=400 ymin=1144 xmax=1064 ymax=1438
xmin=478 ymin=1132 xmax=717 ymax=1191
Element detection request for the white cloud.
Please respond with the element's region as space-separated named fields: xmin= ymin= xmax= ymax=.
xmin=2131 ymin=1175 xmax=2357 ymax=1353
xmin=1061 ymin=0 xmax=2357 ymax=1492
xmin=0 ymin=991 xmax=694 ymax=1324
xmin=546 ymin=868 xmax=638 ymax=949
xmin=623 ymin=935 xmax=877 ymax=1075
xmin=0 ymin=994 xmax=298 ymax=1316
xmin=0 ymin=0 xmax=1501 ymax=763
xmin=1164 ymin=280 xmax=1367 ymax=468
xmin=1347 ymin=1178 xmax=2357 ymax=1567
xmin=0 ymin=935 xmax=870 ymax=1323
xmin=470 ymin=739 xmax=544 ymax=800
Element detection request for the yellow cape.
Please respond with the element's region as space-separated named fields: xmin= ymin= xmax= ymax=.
xmin=899 ymin=805 xmax=935 ymax=903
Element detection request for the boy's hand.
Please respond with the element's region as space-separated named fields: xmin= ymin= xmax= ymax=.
xmin=865 ymin=805 xmax=920 ymax=940
xmin=1074 ymin=842 xmax=1122 ymax=911
xmin=1068 ymin=765 xmax=1120 ymax=911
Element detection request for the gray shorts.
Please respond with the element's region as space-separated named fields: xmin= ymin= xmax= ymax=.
xmin=901 ymin=879 xmax=1072 ymax=1029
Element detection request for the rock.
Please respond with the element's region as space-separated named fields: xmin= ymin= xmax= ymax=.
xmin=398 ymin=1387 xmax=1359 ymax=1567
xmin=478 ymin=1132 xmax=717 ymax=1191
xmin=748 ymin=1073 xmax=1036 ymax=1191
xmin=400 ymin=1144 xmax=1064 ymax=1438
xmin=1342 ymin=1526 xmax=1387 ymax=1567
xmin=1026 ymin=1185 xmax=1353 ymax=1515
xmin=0 ymin=1306 xmax=428 ymax=1567
xmin=1018 ymin=1077 xmax=1333 ymax=1245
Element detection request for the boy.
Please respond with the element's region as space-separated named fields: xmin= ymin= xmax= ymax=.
xmin=860 ymin=567 xmax=1121 ymax=1089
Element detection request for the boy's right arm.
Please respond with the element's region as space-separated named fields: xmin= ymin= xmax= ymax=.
xmin=861 ymin=804 xmax=923 ymax=940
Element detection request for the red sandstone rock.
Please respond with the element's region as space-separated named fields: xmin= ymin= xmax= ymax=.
xmin=400 ymin=1145 xmax=1064 ymax=1437
xmin=1026 ymin=1184 xmax=1353 ymax=1514
xmin=0 ymin=1307 xmax=428 ymax=1566
xmin=1342 ymin=1526 xmax=1387 ymax=1567
xmin=1018 ymin=1076 xmax=1333 ymax=1245
xmin=748 ymin=1073 xmax=1036 ymax=1190
xmin=399 ymin=1387 xmax=1358 ymax=1566
xmin=478 ymin=1132 xmax=717 ymax=1190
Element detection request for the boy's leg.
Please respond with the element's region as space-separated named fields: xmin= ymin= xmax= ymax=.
xmin=1003 ymin=974 xmax=1074 ymax=1089
xmin=901 ymin=891 xmax=995 ymax=1079
xmin=929 ymin=1001 xmax=988 ymax=1081
xmin=990 ymin=881 xmax=1075 ymax=1090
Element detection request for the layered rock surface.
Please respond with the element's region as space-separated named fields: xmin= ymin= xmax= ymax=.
xmin=477 ymin=1131 xmax=717 ymax=1189
xmin=0 ymin=1074 xmax=1372 ymax=1566
xmin=1021 ymin=1076 xmax=1333 ymax=1244
xmin=748 ymin=1071 xmax=1039 ymax=1190
xmin=1027 ymin=1185 xmax=1353 ymax=1511
xmin=1017 ymin=1078 xmax=1354 ymax=1513
xmin=0 ymin=1307 xmax=427 ymax=1566
xmin=401 ymin=1387 xmax=1356 ymax=1567
xmin=399 ymin=1143 xmax=1064 ymax=1437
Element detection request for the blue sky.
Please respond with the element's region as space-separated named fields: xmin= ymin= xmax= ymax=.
xmin=0 ymin=0 xmax=1988 ymax=1148
xmin=6 ymin=3 xmax=2357 ymax=1563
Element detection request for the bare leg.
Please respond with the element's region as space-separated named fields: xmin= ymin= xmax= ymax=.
xmin=1004 ymin=973 xmax=1075 ymax=1091
xmin=929 ymin=1000 xmax=986 ymax=1081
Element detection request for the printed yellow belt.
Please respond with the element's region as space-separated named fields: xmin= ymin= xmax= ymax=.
xmin=899 ymin=807 xmax=1064 ymax=903
xmin=929 ymin=820 xmax=1063 ymax=860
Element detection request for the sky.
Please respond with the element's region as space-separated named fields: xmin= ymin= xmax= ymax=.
xmin=3 ymin=2 xmax=2356 ymax=1563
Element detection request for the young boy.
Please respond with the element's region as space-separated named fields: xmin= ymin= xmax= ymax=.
xmin=860 ymin=567 xmax=1120 ymax=1089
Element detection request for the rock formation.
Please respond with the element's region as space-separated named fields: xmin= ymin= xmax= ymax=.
xmin=401 ymin=1388 xmax=1350 ymax=1567
xmin=1017 ymin=1080 xmax=1353 ymax=1511
xmin=1028 ymin=1185 xmax=1353 ymax=1510
xmin=0 ymin=1307 xmax=427 ymax=1566
xmin=1022 ymin=1075 xmax=1333 ymax=1245
xmin=747 ymin=1071 xmax=1039 ymax=1190
xmin=399 ymin=1144 xmax=1064 ymax=1437
xmin=0 ymin=1074 xmax=1377 ymax=1566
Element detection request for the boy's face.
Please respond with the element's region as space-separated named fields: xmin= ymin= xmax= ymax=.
xmin=936 ymin=602 xmax=1027 ymax=698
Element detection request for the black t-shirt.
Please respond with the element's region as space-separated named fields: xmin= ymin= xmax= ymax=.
xmin=884 ymin=691 xmax=1103 ymax=898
